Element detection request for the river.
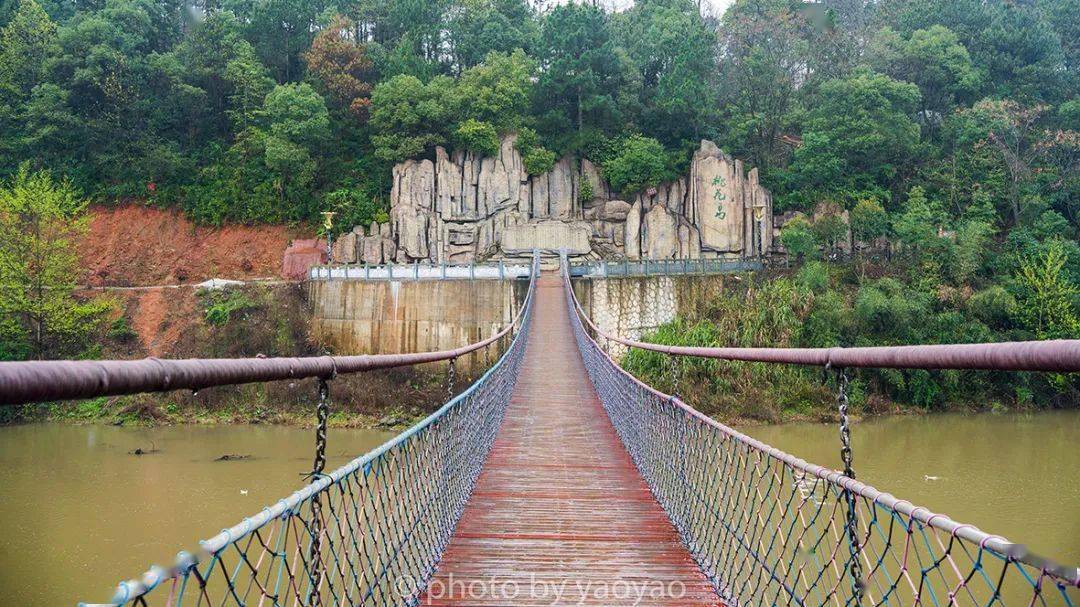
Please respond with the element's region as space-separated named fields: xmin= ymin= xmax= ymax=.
xmin=0 ymin=424 xmax=394 ymax=606
xmin=740 ymin=410 xmax=1080 ymax=569
xmin=0 ymin=412 xmax=1077 ymax=606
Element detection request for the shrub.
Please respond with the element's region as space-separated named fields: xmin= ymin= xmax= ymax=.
xmin=850 ymin=198 xmax=889 ymax=244
xmin=515 ymin=127 xmax=557 ymax=176
xmin=811 ymin=214 xmax=848 ymax=253
xmin=324 ymin=187 xmax=384 ymax=230
xmin=203 ymin=289 xmax=259 ymax=326
xmin=453 ymin=118 xmax=500 ymax=156
xmin=522 ymin=146 xmax=556 ymax=176
xmin=780 ymin=215 xmax=817 ymax=260
xmin=600 ymin=135 xmax=670 ymax=196
xmin=796 ymin=260 xmax=830 ymax=293
xmin=966 ymin=286 xmax=1016 ymax=329
xmin=579 ymin=179 xmax=594 ymax=205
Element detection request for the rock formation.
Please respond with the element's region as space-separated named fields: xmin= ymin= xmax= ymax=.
xmin=352 ymin=136 xmax=774 ymax=263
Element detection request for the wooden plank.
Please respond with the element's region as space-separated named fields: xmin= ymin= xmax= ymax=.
xmin=424 ymin=276 xmax=723 ymax=606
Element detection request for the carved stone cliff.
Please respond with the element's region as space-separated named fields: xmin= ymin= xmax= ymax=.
xmin=332 ymin=135 xmax=774 ymax=264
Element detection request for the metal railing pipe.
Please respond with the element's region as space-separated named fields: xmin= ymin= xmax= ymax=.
xmin=0 ymin=257 xmax=540 ymax=406
xmin=567 ymin=285 xmax=1080 ymax=372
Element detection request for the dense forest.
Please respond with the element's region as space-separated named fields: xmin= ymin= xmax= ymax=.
xmin=0 ymin=0 xmax=1077 ymax=413
xmin=0 ymin=0 xmax=1074 ymax=226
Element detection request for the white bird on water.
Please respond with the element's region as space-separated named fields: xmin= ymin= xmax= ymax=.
xmin=923 ymin=475 xmax=941 ymax=481
xmin=240 ymin=489 xmax=249 ymax=495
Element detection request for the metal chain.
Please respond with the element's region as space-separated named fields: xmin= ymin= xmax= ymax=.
xmin=666 ymin=354 xmax=681 ymax=398
xmin=447 ymin=357 xmax=456 ymax=401
xmin=837 ymin=369 xmax=854 ymax=479
xmin=308 ymin=377 xmax=331 ymax=607
xmin=312 ymin=378 xmax=330 ymax=476
xmin=835 ymin=367 xmax=863 ymax=604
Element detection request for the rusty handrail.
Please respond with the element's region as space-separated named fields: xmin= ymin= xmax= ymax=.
xmin=0 ymin=258 xmax=538 ymax=407
xmin=569 ymin=280 xmax=1080 ymax=372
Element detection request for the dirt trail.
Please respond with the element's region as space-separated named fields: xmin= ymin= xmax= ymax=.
xmin=78 ymin=205 xmax=312 ymax=287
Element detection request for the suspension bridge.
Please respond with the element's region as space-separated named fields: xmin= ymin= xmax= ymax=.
xmin=1 ymin=255 xmax=1078 ymax=606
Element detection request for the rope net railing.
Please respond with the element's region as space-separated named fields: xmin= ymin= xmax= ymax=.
xmin=71 ymin=257 xmax=538 ymax=607
xmin=562 ymin=268 xmax=1079 ymax=607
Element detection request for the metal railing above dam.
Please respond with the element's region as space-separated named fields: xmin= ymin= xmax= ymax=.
xmin=309 ymin=260 xmax=532 ymax=281
xmin=569 ymin=257 xmax=764 ymax=278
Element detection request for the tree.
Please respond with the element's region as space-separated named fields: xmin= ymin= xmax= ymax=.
xmin=453 ymin=118 xmax=498 ymax=156
xmin=717 ymin=0 xmax=809 ymax=172
xmin=893 ymin=186 xmax=942 ymax=257
xmin=601 ymin=135 xmax=671 ymax=196
xmin=617 ymin=0 xmax=717 ymax=146
xmin=782 ymin=70 xmax=922 ymax=208
xmin=0 ymin=166 xmax=108 ymax=359
xmin=222 ymin=0 xmax=328 ymax=83
xmin=454 ymin=49 xmax=534 ymax=133
xmin=304 ymin=15 xmax=375 ymax=121
xmin=1014 ymin=239 xmax=1079 ymax=340
xmin=811 ymin=213 xmax=847 ymax=256
xmin=875 ymin=0 xmax=1066 ymax=102
xmin=534 ymin=3 xmax=626 ymax=151
xmin=262 ymin=82 xmax=330 ymax=209
xmin=0 ymin=0 xmax=57 ymax=172
xmin=850 ymin=198 xmax=889 ymax=246
xmin=446 ymin=0 xmax=537 ymax=71
xmin=780 ymin=214 xmax=816 ymax=261
xmin=369 ymin=73 xmax=455 ymax=162
xmin=869 ymin=25 xmax=982 ymax=131
xmin=176 ymin=10 xmax=273 ymax=141
xmin=952 ymin=100 xmax=1062 ymax=226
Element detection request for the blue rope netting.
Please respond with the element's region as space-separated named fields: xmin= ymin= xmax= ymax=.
xmin=562 ymin=269 xmax=1079 ymax=607
xmin=85 ymin=267 xmax=536 ymax=607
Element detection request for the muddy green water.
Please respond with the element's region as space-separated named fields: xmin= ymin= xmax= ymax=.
xmin=0 ymin=424 xmax=394 ymax=606
xmin=0 ymin=413 xmax=1077 ymax=606
xmin=739 ymin=410 xmax=1080 ymax=569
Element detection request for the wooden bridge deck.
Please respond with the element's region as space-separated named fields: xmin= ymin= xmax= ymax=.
xmin=424 ymin=275 xmax=720 ymax=606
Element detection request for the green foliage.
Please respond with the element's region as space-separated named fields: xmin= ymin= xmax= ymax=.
xmin=202 ymin=288 xmax=258 ymax=326
xmin=893 ymin=186 xmax=942 ymax=254
xmin=1014 ymin=240 xmax=1079 ymax=339
xmin=600 ymin=135 xmax=670 ymax=196
xmin=869 ymin=25 xmax=982 ymax=123
xmin=850 ymin=198 xmax=889 ymax=244
xmin=514 ymin=126 xmax=556 ymax=175
xmin=446 ymin=0 xmax=538 ymax=70
xmin=0 ymin=165 xmax=109 ymax=359
xmin=535 ymin=3 xmax=627 ymax=148
xmin=107 ymin=315 xmax=137 ymax=342
xmin=811 ymin=214 xmax=847 ymax=254
xmin=966 ymin=286 xmax=1017 ymax=330
xmin=324 ymin=187 xmax=384 ymax=230
xmin=782 ymin=70 xmax=922 ymax=208
xmin=453 ymin=118 xmax=500 ymax=156
xmin=578 ymin=178 xmax=593 ymax=205
xmin=795 ymin=260 xmax=830 ymax=293
xmin=521 ymin=146 xmax=556 ymax=176
xmin=780 ymin=215 xmax=816 ymax=260
xmin=454 ymin=49 xmax=535 ymax=132
xmin=370 ymin=74 xmax=455 ymax=163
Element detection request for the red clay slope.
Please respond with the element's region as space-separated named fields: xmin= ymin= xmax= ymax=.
xmin=78 ymin=205 xmax=312 ymax=286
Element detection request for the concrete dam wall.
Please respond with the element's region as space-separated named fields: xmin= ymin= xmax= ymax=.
xmin=308 ymin=278 xmax=529 ymax=369
xmin=572 ymin=275 xmax=731 ymax=358
xmin=309 ymin=273 xmax=731 ymax=367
